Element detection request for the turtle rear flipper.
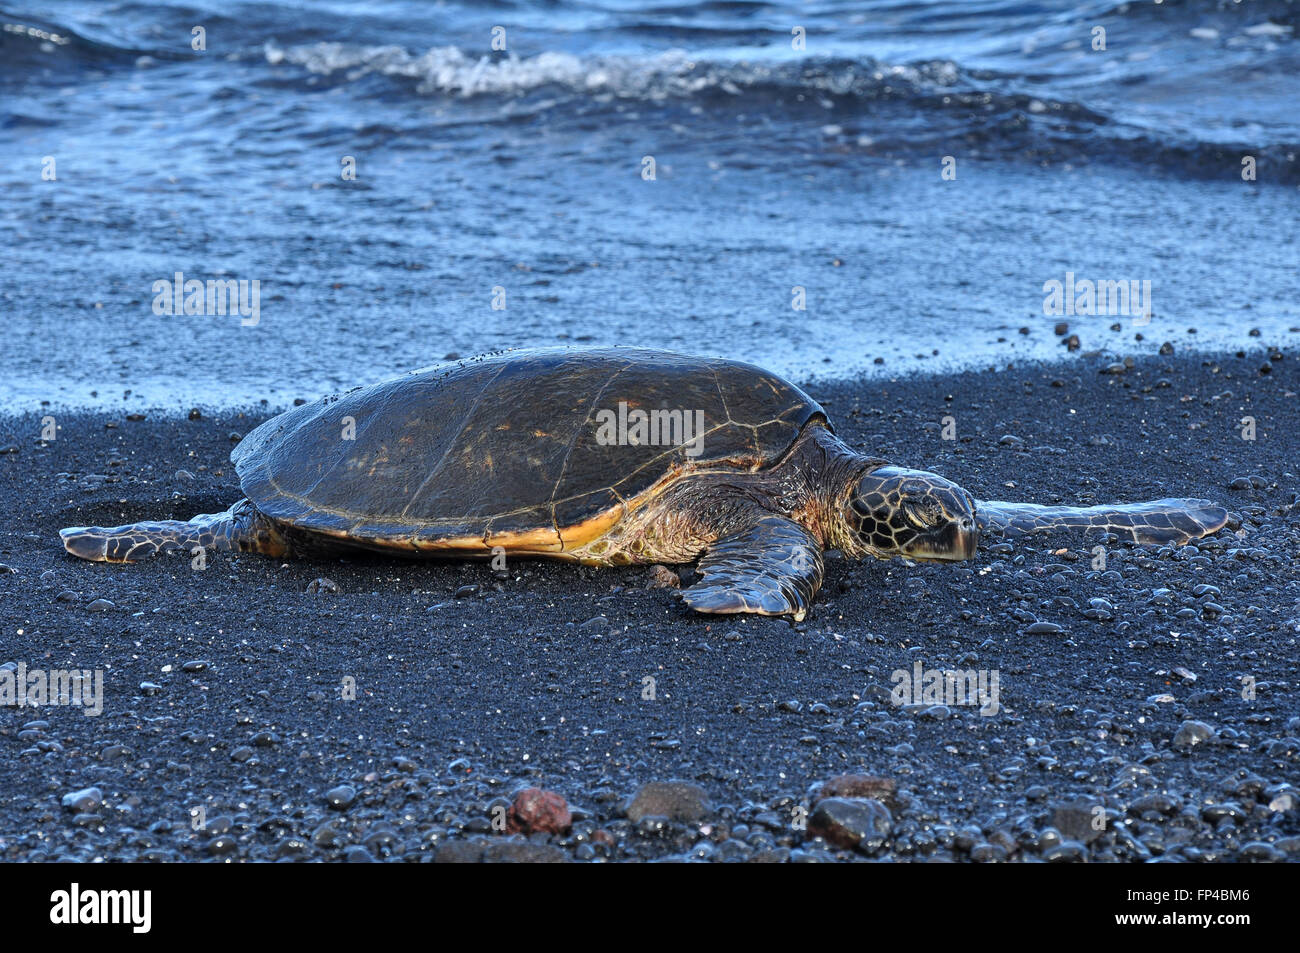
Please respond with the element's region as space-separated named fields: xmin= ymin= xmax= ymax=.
xmin=682 ymin=516 xmax=824 ymax=621
xmin=60 ymin=499 xmax=289 ymax=563
xmin=976 ymin=498 xmax=1227 ymax=546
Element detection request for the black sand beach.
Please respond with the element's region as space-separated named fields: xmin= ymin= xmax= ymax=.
xmin=1 ymin=347 xmax=1297 ymax=863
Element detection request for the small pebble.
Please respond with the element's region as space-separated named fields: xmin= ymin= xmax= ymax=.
xmin=61 ymin=787 xmax=103 ymax=813
xmin=1173 ymin=720 xmax=1216 ymax=749
xmin=325 ymin=785 xmax=357 ymax=810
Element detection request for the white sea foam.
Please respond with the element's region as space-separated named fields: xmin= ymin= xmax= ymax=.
xmin=260 ymin=41 xmax=948 ymax=100
xmin=264 ymin=42 xmax=700 ymax=97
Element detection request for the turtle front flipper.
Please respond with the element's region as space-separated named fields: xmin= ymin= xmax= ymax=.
xmin=60 ymin=498 xmax=289 ymax=563
xmin=975 ymin=498 xmax=1227 ymax=546
xmin=682 ymin=516 xmax=824 ymax=621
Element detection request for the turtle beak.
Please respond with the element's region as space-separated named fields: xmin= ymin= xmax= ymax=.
xmin=938 ymin=518 xmax=978 ymax=561
xmin=900 ymin=519 xmax=978 ymax=562
xmin=958 ymin=518 xmax=978 ymax=559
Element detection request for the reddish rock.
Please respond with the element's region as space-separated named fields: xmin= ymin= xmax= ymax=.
xmin=506 ymin=787 xmax=572 ymax=835
xmin=646 ymin=564 xmax=681 ymax=589
xmin=813 ymin=774 xmax=898 ymax=809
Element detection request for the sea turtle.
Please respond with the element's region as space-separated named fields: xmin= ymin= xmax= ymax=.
xmin=60 ymin=347 xmax=1228 ymax=620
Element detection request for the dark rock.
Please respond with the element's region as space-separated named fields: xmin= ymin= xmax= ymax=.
xmin=1239 ymin=842 xmax=1284 ymax=862
xmin=1043 ymin=840 xmax=1087 ymax=862
xmin=205 ymin=836 xmax=239 ymax=856
xmin=1052 ymin=798 xmax=1105 ymax=844
xmin=625 ymin=781 xmax=711 ymax=823
xmin=312 ymin=820 xmax=345 ymax=848
xmin=808 ymin=797 xmax=892 ymax=853
xmin=435 ymin=840 xmax=568 ymax=863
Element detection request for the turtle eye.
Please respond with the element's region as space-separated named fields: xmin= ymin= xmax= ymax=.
xmin=903 ymin=501 xmax=933 ymax=529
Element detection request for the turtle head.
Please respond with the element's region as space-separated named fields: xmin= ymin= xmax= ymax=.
xmin=846 ymin=466 xmax=978 ymax=561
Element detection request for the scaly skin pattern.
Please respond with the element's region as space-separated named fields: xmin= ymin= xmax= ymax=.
xmin=840 ymin=466 xmax=978 ymax=562
xmin=680 ymin=517 xmax=825 ymax=620
xmin=974 ymin=498 xmax=1227 ymax=546
xmin=565 ymin=426 xmax=878 ymax=566
xmin=60 ymin=499 xmax=289 ymax=563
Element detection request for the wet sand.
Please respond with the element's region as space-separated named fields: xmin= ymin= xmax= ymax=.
xmin=1 ymin=346 xmax=1297 ymax=862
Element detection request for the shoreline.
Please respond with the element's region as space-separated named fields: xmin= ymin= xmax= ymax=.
xmin=4 ymin=337 xmax=1295 ymax=421
xmin=1 ymin=347 xmax=1296 ymax=862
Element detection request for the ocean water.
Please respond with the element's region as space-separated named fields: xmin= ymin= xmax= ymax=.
xmin=2 ymin=0 xmax=1298 ymax=411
